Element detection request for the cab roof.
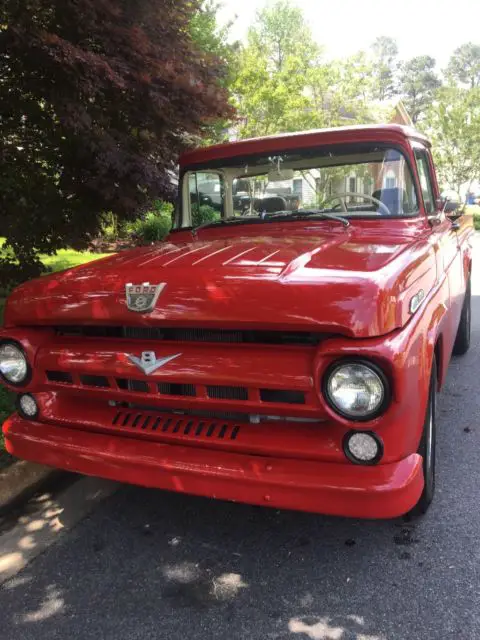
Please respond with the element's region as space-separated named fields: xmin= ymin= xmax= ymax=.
xmin=180 ymin=124 xmax=430 ymax=167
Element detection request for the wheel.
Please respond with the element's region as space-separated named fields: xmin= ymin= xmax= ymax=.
xmin=410 ymin=357 xmax=437 ymax=516
xmin=453 ymin=278 xmax=471 ymax=356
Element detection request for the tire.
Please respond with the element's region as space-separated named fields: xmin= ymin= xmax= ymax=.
xmin=453 ymin=278 xmax=471 ymax=356
xmin=410 ymin=357 xmax=437 ymax=516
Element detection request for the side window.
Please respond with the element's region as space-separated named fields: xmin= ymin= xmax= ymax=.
xmin=415 ymin=151 xmax=435 ymax=214
xmin=188 ymin=172 xmax=223 ymax=223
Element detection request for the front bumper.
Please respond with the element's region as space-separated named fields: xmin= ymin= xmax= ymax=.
xmin=3 ymin=414 xmax=424 ymax=519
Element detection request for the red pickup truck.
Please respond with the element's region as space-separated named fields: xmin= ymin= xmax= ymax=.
xmin=0 ymin=125 xmax=473 ymax=519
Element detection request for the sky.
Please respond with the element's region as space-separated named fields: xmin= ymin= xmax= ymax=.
xmin=217 ymin=0 xmax=480 ymax=69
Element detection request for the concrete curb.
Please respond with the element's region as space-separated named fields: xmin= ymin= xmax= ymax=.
xmin=0 ymin=460 xmax=59 ymax=512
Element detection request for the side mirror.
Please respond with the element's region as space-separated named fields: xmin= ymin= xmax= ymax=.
xmin=444 ymin=200 xmax=460 ymax=215
xmin=437 ymin=197 xmax=461 ymax=217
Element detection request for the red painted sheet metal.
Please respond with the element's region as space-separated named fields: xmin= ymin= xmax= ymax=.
xmin=36 ymin=395 xmax=340 ymax=462
xmin=4 ymin=415 xmax=424 ymax=519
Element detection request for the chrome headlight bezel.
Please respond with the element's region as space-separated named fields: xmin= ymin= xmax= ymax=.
xmin=0 ymin=340 xmax=31 ymax=387
xmin=322 ymin=358 xmax=391 ymax=422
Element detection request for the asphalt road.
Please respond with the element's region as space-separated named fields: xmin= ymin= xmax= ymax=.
xmin=1 ymin=258 xmax=480 ymax=640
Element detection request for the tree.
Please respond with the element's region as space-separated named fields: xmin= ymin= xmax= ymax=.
xmin=423 ymin=87 xmax=480 ymax=195
xmin=398 ymin=56 xmax=441 ymax=124
xmin=370 ymin=36 xmax=399 ymax=100
xmin=190 ymin=1 xmax=241 ymax=144
xmin=446 ymin=43 xmax=480 ymax=89
xmin=233 ymin=1 xmax=377 ymax=139
xmin=233 ymin=1 xmax=322 ymax=139
xmin=0 ymin=0 xmax=232 ymax=285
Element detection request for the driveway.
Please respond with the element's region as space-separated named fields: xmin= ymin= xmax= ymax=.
xmin=1 ymin=253 xmax=480 ymax=640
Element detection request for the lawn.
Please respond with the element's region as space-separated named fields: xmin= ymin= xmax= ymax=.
xmin=0 ymin=246 xmax=110 ymax=466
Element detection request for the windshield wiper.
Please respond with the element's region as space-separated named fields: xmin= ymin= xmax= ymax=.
xmin=267 ymin=209 xmax=350 ymax=227
xmin=192 ymin=216 xmax=250 ymax=237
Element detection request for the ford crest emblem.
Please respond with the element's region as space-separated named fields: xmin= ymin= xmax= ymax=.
xmin=125 ymin=282 xmax=165 ymax=313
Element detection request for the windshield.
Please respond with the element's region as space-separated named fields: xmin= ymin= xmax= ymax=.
xmin=178 ymin=144 xmax=419 ymax=229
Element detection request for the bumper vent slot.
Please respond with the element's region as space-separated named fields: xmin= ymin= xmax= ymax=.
xmin=46 ymin=371 xmax=73 ymax=385
xmin=112 ymin=411 xmax=241 ymax=441
xmin=207 ymin=385 xmax=248 ymax=401
xmin=260 ymin=389 xmax=305 ymax=405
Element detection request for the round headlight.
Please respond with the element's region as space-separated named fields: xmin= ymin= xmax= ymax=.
xmin=324 ymin=360 xmax=388 ymax=420
xmin=0 ymin=342 xmax=29 ymax=385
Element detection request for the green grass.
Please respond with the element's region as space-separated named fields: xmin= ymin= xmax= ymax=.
xmin=0 ymin=245 xmax=111 ymax=465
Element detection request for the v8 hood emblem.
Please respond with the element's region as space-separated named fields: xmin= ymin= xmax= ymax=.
xmin=127 ymin=351 xmax=181 ymax=375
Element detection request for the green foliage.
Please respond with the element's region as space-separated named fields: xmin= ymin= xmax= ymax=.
xmin=423 ymin=87 xmax=480 ymax=193
xmin=127 ymin=201 xmax=173 ymax=243
xmin=398 ymin=56 xmax=441 ymax=124
xmin=0 ymin=0 xmax=232 ymax=287
xmin=191 ymin=204 xmax=220 ymax=227
xmin=232 ymin=0 xmax=378 ymax=140
xmin=465 ymin=206 xmax=480 ymax=229
xmin=101 ymin=212 xmax=121 ymax=241
xmin=190 ymin=1 xmax=240 ymax=144
xmin=446 ymin=43 xmax=480 ymax=89
xmin=370 ymin=36 xmax=399 ymax=100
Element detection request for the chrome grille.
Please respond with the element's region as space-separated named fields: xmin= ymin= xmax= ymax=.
xmin=44 ymin=370 xmax=306 ymax=405
xmin=54 ymin=326 xmax=324 ymax=346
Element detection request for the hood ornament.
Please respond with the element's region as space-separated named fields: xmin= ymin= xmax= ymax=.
xmin=125 ymin=282 xmax=165 ymax=313
xmin=127 ymin=351 xmax=181 ymax=375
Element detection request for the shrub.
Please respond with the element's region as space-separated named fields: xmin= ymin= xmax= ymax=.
xmin=192 ymin=204 xmax=221 ymax=227
xmin=128 ymin=201 xmax=173 ymax=243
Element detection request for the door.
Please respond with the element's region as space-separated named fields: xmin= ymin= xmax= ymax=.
xmin=414 ymin=146 xmax=462 ymax=356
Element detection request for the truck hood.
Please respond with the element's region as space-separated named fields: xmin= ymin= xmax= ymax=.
xmin=5 ymin=230 xmax=436 ymax=338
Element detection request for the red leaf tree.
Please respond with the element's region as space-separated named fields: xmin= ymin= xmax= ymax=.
xmin=0 ymin=0 xmax=233 ymax=284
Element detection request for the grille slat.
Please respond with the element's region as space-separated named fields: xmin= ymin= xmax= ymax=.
xmin=45 ymin=370 xmax=305 ymax=406
xmin=55 ymin=325 xmax=324 ymax=346
xmin=80 ymin=374 xmax=110 ymax=388
xmin=207 ymin=385 xmax=248 ymax=401
xmin=46 ymin=371 xmax=73 ymax=385
xmin=158 ymin=382 xmax=196 ymax=397
xmin=260 ymin=389 xmax=305 ymax=405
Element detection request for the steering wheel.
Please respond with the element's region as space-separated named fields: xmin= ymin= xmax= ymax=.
xmin=324 ymin=192 xmax=391 ymax=216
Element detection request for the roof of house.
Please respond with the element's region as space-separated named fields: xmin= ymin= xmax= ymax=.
xmin=180 ymin=124 xmax=430 ymax=167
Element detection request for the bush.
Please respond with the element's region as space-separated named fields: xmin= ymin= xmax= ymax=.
xmin=465 ymin=205 xmax=480 ymax=230
xmin=128 ymin=201 xmax=173 ymax=244
xmin=192 ymin=204 xmax=221 ymax=227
